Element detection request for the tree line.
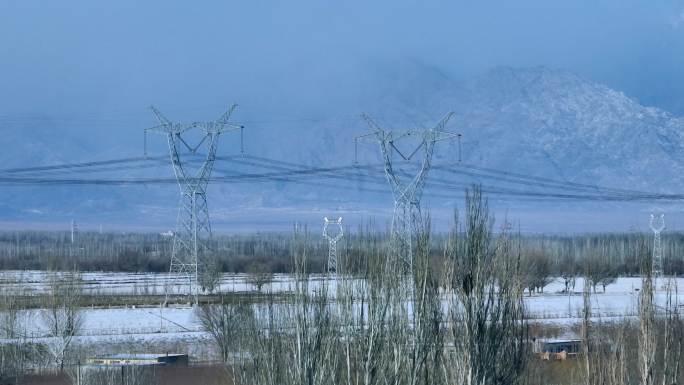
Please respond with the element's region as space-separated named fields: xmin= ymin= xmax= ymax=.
xmin=0 ymin=226 xmax=682 ymax=281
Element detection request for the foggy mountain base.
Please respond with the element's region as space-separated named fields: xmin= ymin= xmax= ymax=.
xmin=2 ymin=66 xmax=683 ymax=233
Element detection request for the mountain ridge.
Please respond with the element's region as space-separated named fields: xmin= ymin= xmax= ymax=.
xmin=1 ymin=64 xmax=683 ymax=231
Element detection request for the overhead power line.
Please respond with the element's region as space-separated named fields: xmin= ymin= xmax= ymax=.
xmin=0 ymin=154 xmax=682 ymax=203
xmin=0 ymin=156 xmax=165 ymax=174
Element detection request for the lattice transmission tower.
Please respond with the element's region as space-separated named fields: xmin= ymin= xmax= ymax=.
xmin=323 ymin=217 xmax=344 ymax=273
xmin=649 ymin=213 xmax=665 ymax=278
xmin=356 ymin=113 xmax=459 ymax=271
xmin=146 ymin=105 xmax=244 ymax=301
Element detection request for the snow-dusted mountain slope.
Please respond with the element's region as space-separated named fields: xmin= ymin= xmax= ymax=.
xmin=2 ymin=65 xmax=683 ymax=231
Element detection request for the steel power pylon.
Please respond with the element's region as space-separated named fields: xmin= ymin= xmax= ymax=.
xmin=146 ymin=105 xmax=243 ymax=302
xmin=323 ymin=217 xmax=344 ymax=273
xmin=649 ymin=213 xmax=665 ymax=278
xmin=356 ymin=113 xmax=459 ymax=271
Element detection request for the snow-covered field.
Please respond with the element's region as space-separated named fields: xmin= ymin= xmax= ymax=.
xmin=2 ymin=272 xmax=683 ymax=346
xmin=524 ymin=277 xmax=672 ymax=321
xmin=0 ymin=270 xmax=336 ymax=296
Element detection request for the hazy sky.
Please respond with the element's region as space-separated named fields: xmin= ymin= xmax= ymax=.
xmin=2 ymin=1 xmax=684 ymax=122
xmin=2 ymin=1 xmax=684 ymax=232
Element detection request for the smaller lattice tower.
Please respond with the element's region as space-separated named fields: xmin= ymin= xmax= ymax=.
xmin=649 ymin=213 xmax=665 ymax=278
xmin=323 ymin=217 xmax=344 ymax=273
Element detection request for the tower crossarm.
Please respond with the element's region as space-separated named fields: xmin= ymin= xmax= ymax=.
xmin=215 ymin=104 xmax=242 ymax=128
xmin=358 ymin=114 xmax=404 ymax=191
xmin=147 ymin=106 xmax=199 ymax=135
xmin=360 ymin=113 xmax=385 ymax=135
xmin=191 ymin=104 xmax=245 ymax=136
xmin=431 ymin=131 xmax=461 ymax=142
xmin=146 ymin=122 xmax=199 ymax=135
xmin=396 ymin=112 xmax=457 ymax=204
xmin=323 ymin=217 xmax=344 ymax=242
xmin=429 ymin=112 xmax=456 ymax=136
xmin=150 ymin=105 xmax=172 ymax=126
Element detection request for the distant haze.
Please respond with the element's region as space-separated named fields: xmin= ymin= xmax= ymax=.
xmin=2 ymin=1 xmax=684 ymax=117
xmin=1 ymin=1 xmax=684 ymax=233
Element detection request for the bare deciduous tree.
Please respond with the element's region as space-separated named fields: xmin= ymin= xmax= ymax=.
xmin=198 ymin=299 xmax=253 ymax=363
xmin=41 ymin=271 xmax=83 ymax=371
xmin=0 ymin=288 xmax=20 ymax=340
xmin=284 ymin=226 xmax=337 ymax=385
xmin=443 ymin=187 xmax=528 ymax=385
xmin=521 ymin=248 xmax=553 ymax=295
xmin=586 ymin=253 xmax=618 ymax=293
xmin=559 ymin=252 xmax=578 ymax=294
xmin=199 ymin=259 xmax=222 ymax=294
xmin=0 ymin=285 xmax=23 ymax=380
xmin=659 ymin=279 xmax=682 ymax=385
xmin=246 ymin=262 xmax=275 ymax=292
xmin=195 ymin=188 xmax=684 ymax=385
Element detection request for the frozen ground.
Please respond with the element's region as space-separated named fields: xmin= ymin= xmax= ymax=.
xmin=0 ymin=270 xmax=335 ymax=296
xmin=522 ymin=276 xmax=676 ymax=321
xmin=2 ymin=273 xmax=682 ymax=346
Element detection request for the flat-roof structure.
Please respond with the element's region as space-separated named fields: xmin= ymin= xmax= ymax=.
xmin=85 ymin=353 xmax=188 ymax=367
xmin=533 ymin=338 xmax=582 ymax=361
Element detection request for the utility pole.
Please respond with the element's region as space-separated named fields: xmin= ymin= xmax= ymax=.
xmin=356 ymin=113 xmax=459 ymax=272
xmin=146 ymin=104 xmax=244 ymax=303
xmin=323 ymin=217 xmax=344 ymax=274
xmin=649 ymin=213 xmax=665 ymax=278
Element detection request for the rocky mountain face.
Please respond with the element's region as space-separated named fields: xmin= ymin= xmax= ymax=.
xmin=449 ymin=67 xmax=684 ymax=192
